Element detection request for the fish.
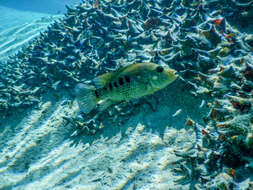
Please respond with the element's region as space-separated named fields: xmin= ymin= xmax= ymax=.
xmin=75 ymin=62 xmax=178 ymax=114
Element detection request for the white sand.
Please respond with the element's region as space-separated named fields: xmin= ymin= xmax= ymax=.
xmin=0 ymin=80 xmax=208 ymax=189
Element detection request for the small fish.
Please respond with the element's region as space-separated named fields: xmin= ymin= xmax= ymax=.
xmin=75 ymin=63 xmax=178 ymax=114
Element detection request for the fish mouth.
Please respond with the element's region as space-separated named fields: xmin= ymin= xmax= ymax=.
xmin=167 ymin=69 xmax=178 ymax=81
xmin=173 ymin=73 xmax=179 ymax=80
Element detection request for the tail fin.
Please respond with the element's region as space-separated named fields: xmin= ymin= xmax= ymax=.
xmin=75 ymin=83 xmax=98 ymax=114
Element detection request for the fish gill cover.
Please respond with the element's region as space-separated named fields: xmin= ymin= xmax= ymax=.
xmin=0 ymin=0 xmax=253 ymax=189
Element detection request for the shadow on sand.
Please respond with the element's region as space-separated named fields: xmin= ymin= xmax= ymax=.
xmin=67 ymin=78 xmax=210 ymax=147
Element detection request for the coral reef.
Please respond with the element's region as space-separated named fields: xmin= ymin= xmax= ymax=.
xmin=0 ymin=0 xmax=253 ymax=188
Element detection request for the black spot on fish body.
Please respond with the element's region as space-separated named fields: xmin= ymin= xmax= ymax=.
xmin=114 ymin=81 xmax=118 ymax=88
xmin=94 ymin=90 xmax=99 ymax=98
xmin=125 ymin=75 xmax=130 ymax=83
xmin=103 ymin=86 xmax=107 ymax=91
xmin=118 ymin=77 xmax=124 ymax=85
xmin=109 ymin=83 xmax=113 ymax=90
xmin=156 ymin=66 xmax=164 ymax=73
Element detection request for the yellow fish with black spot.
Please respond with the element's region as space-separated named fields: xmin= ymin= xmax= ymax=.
xmin=75 ymin=62 xmax=178 ymax=114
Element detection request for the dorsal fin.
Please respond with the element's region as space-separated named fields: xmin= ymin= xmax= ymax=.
xmin=92 ymin=65 xmax=131 ymax=88
xmin=93 ymin=71 xmax=118 ymax=88
xmin=92 ymin=63 xmax=152 ymax=88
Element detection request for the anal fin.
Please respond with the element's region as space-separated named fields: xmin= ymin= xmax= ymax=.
xmin=98 ymin=99 xmax=115 ymax=112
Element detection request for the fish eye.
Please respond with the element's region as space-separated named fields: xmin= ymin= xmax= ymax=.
xmin=156 ymin=66 xmax=164 ymax=73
